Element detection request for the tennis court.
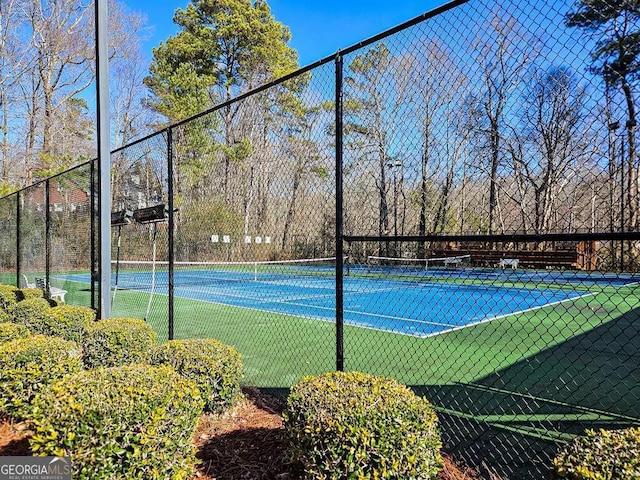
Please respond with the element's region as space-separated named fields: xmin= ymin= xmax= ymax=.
xmin=57 ymin=257 xmax=635 ymax=337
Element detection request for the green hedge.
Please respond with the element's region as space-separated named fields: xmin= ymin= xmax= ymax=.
xmin=0 ymin=284 xmax=19 ymax=311
xmin=17 ymin=287 xmax=44 ymax=301
xmin=30 ymin=364 xmax=204 ymax=480
xmin=0 ymin=321 xmax=30 ymax=343
xmin=0 ymin=335 xmax=81 ymax=420
xmin=284 ymin=371 xmax=442 ymax=479
xmin=82 ymin=317 xmax=156 ymax=368
xmin=0 ymin=308 xmax=10 ymax=323
xmin=150 ymin=338 xmax=243 ymax=413
xmin=38 ymin=305 xmax=95 ymax=342
xmin=553 ymin=427 xmax=640 ymax=479
xmin=8 ymin=297 xmax=51 ymax=326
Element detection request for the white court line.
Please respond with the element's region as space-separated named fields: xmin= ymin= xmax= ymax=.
xmin=171 ymin=276 xmax=410 ymax=303
xmin=250 ymin=286 xmax=597 ymax=336
xmin=97 ymin=270 xmax=605 ymax=338
xmin=418 ymin=290 xmax=597 ymax=339
xmin=174 ymin=283 xmax=337 ymax=304
xmin=181 ymin=287 xmax=460 ymax=329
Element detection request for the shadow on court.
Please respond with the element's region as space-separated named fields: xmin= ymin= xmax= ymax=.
xmin=410 ymin=304 xmax=640 ymax=479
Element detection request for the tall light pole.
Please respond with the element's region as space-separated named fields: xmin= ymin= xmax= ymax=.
xmin=96 ymin=0 xmax=111 ymax=318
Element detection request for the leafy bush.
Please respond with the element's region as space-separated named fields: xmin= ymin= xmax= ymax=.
xmin=552 ymin=427 xmax=640 ymax=479
xmin=284 ymin=371 xmax=443 ymax=479
xmin=17 ymin=287 xmax=44 ymax=301
xmin=150 ymin=338 xmax=242 ymax=412
xmin=0 ymin=284 xmax=19 ymax=311
xmin=30 ymin=364 xmax=204 ymax=480
xmin=34 ymin=305 xmax=95 ymax=342
xmin=0 ymin=335 xmax=81 ymax=420
xmin=0 ymin=308 xmax=10 ymax=323
xmin=8 ymin=297 xmax=51 ymax=326
xmin=82 ymin=317 xmax=156 ymax=368
xmin=0 ymin=321 xmax=30 ymax=343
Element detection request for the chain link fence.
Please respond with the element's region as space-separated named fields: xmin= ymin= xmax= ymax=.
xmin=0 ymin=0 xmax=638 ymax=477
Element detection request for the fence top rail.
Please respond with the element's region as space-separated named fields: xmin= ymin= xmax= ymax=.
xmin=344 ymin=232 xmax=640 ymax=243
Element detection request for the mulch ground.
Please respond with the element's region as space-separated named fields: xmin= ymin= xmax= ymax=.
xmin=0 ymin=387 xmax=478 ymax=479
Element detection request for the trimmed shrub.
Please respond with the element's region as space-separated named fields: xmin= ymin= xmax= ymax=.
xmin=17 ymin=287 xmax=44 ymax=301
xmin=8 ymin=297 xmax=51 ymax=326
xmin=0 ymin=335 xmax=81 ymax=420
xmin=0 ymin=308 xmax=10 ymax=323
xmin=0 ymin=284 xmax=19 ymax=311
xmin=552 ymin=427 xmax=640 ymax=479
xmin=0 ymin=321 xmax=30 ymax=343
xmin=284 ymin=371 xmax=443 ymax=480
xmin=82 ymin=317 xmax=156 ymax=368
xmin=30 ymin=364 xmax=204 ymax=480
xmin=35 ymin=305 xmax=95 ymax=342
xmin=150 ymin=338 xmax=242 ymax=413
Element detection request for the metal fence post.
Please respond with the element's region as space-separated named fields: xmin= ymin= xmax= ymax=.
xmin=45 ymin=179 xmax=51 ymax=299
xmin=90 ymin=159 xmax=96 ymax=311
xmin=16 ymin=193 xmax=20 ymax=287
xmin=335 ymin=52 xmax=344 ymax=372
xmin=168 ymin=127 xmax=175 ymax=340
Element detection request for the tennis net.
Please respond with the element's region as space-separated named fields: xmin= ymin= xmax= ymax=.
xmin=111 ymin=257 xmax=339 ymax=289
xmin=366 ymin=254 xmax=471 ymax=274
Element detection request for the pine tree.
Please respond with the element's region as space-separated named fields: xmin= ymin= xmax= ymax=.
xmin=566 ymin=0 xmax=640 ymax=230
xmin=144 ymin=0 xmax=298 ymax=122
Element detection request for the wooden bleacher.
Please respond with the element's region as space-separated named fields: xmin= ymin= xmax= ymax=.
xmin=428 ymin=241 xmax=597 ymax=271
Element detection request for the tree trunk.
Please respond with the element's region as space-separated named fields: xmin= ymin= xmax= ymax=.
xmin=488 ymin=121 xmax=500 ymax=236
xmin=621 ymin=81 xmax=638 ymax=231
xmin=281 ymin=163 xmax=302 ymax=251
xmin=417 ymin=132 xmax=430 ymax=258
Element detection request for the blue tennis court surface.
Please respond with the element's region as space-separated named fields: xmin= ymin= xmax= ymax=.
xmin=55 ymin=265 xmax=628 ymax=337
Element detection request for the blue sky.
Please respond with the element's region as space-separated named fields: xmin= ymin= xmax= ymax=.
xmin=125 ymin=0 xmax=449 ymax=67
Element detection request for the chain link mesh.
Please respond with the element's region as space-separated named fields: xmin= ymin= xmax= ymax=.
xmin=48 ymin=164 xmax=94 ymax=306
xmin=0 ymin=0 xmax=638 ymax=477
xmin=110 ymin=133 xmax=170 ymax=340
xmin=168 ymin=62 xmax=338 ymax=386
xmin=338 ymin=0 xmax=640 ymax=477
xmin=0 ymin=195 xmax=17 ymax=285
xmin=18 ymin=184 xmax=47 ymax=288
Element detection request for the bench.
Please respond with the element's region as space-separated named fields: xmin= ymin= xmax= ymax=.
xmin=429 ymin=249 xmax=579 ymax=270
xmin=498 ymin=258 xmax=519 ymax=270
xmin=443 ymin=257 xmax=465 ymax=267
xmin=35 ymin=277 xmax=67 ymax=303
xmin=22 ymin=274 xmax=35 ymax=289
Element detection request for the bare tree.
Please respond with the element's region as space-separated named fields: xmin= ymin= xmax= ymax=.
xmin=344 ymin=43 xmax=413 ymax=254
xmin=277 ymin=104 xmax=327 ymax=250
xmin=0 ymin=0 xmax=29 ymax=184
xmin=27 ymin=0 xmax=94 ymax=161
xmin=109 ymin=0 xmax=151 ymax=148
xmin=401 ymin=39 xmax=469 ymax=253
xmin=516 ymin=66 xmax=590 ymax=235
xmin=470 ymin=12 xmax=531 ymax=235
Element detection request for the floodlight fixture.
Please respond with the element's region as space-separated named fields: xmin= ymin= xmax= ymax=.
xmin=133 ymin=204 xmax=168 ymax=224
xmin=111 ymin=209 xmax=133 ymax=226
